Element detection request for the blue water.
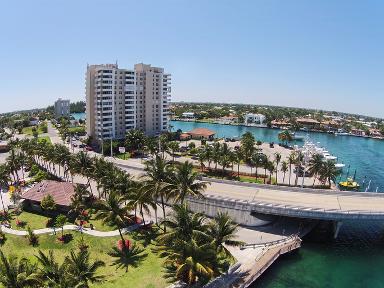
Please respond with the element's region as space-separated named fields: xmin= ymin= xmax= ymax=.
xmin=171 ymin=120 xmax=384 ymax=287
xmin=171 ymin=120 xmax=384 ymax=192
xmin=71 ymin=112 xmax=86 ymax=121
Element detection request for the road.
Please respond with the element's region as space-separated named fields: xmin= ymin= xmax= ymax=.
xmin=47 ymin=123 xmax=384 ymax=215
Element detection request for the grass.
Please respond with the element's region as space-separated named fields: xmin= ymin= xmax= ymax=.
xmin=115 ymin=153 xmax=131 ymax=160
xmin=37 ymin=136 xmax=52 ymax=144
xmin=22 ymin=126 xmax=46 ymax=136
xmin=0 ymin=232 xmax=168 ymax=288
xmin=69 ymin=126 xmax=86 ymax=134
xmin=10 ymin=211 xmax=51 ymax=230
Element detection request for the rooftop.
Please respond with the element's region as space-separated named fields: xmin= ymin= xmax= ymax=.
xmin=21 ymin=180 xmax=75 ymax=207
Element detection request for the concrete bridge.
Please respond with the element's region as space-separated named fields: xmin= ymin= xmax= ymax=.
xmin=185 ymin=177 xmax=384 ymax=238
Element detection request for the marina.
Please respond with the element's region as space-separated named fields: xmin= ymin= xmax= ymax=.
xmin=171 ymin=120 xmax=384 ymax=193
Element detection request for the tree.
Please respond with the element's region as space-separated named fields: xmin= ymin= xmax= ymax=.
xmin=95 ymin=191 xmax=131 ymax=243
xmin=208 ymin=212 xmax=244 ymax=257
xmin=274 ymin=152 xmax=282 ymax=185
xmin=55 ymin=214 xmax=67 ymax=239
xmin=308 ymin=154 xmax=324 ymax=187
xmin=0 ymin=164 xmax=10 ymax=211
xmin=34 ymin=250 xmax=68 ymax=287
xmin=108 ymin=243 xmax=146 ymax=273
xmin=278 ymin=130 xmax=293 ymax=146
xmin=318 ymin=160 xmax=340 ymax=188
xmin=65 ymin=249 xmax=105 ymax=287
xmin=281 ymin=161 xmax=288 ymax=184
xmin=234 ymin=149 xmax=243 ymax=178
xmin=167 ymin=161 xmax=209 ymax=203
xmin=168 ymin=141 xmax=179 ymax=162
xmin=0 ymin=250 xmax=39 ymax=288
xmin=240 ymin=132 xmax=255 ymax=162
xmin=288 ymin=152 xmax=296 ymax=186
xmin=143 ymin=156 xmax=173 ymax=232
xmin=40 ymin=194 xmax=57 ymax=215
xmin=125 ymin=129 xmax=145 ymax=154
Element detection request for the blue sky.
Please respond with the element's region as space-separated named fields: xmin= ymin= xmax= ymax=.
xmin=1 ymin=0 xmax=383 ymax=117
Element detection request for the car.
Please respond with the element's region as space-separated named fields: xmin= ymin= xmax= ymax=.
xmin=79 ymin=144 xmax=85 ymax=148
xmin=85 ymin=146 xmax=93 ymax=151
xmin=73 ymin=143 xmax=78 ymax=147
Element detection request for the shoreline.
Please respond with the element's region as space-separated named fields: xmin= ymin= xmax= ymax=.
xmin=171 ymin=119 xmax=384 ymax=141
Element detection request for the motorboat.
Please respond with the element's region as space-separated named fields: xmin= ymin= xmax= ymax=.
xmin=339 ymin=177 xmax=360 ymax=191
xmin=335 ymin=163 xmax=346 ymax=170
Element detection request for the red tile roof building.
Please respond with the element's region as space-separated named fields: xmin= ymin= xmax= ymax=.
xmin=21 ymin=180 xmax=75 ymax=207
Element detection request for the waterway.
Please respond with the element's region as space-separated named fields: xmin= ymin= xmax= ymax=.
xmin=170 ymin=120 xmax=384 ymax=193
xmin=171 ymin=120 xmax=384 ymax=288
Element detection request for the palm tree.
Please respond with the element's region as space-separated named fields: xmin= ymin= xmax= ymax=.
xmin=240 ymin=132 xmax=255 ymax=162
xmin=294 ymin=152 xmax=304 ymax=186
xmin=34 ymin=250 xmax=68 ymax=287
xmin=168 ymin=141 xmax=179 ymax=162
xmin=278 ymin=130 xmax=293 ymax=146
xmin=65 ymin=249 xmax=105 ymax=287
xmin=167 ymin=161 xmax=209 ymax=203
xmin=288 ymin=152 xmax=296 ymax=186
xmin=280 ymin=161 xmax=288 ymax=184
xmin=95 ymin=191 xmax=131 ymax=243
xmin=158 ymin=204 xmax=210 ymax=245
xmin=267 ymin=161 xmax=275 ymax=184
xmin=234 ymin=149 xmax=243 ymax=178
xmin=127 ymin=182 xmax=156 ymax=224
xmin=0 ymin=250 xmax=39 ymax=288
xmin=308 ymin=154 xmax=324 ymax=187
xmin=274 ymin=152 xmax=281 ymax=185
xmin=165 ymin=239 xmax=215 ymax=285
xmin=143 ymin=155 xmax=173 ymax=231
xmin=125 ymin=129 xmax=145 ymax=156
xmin=212 ymin=142 xmax=221 ymax=171
xmin=108 ymin=244 xmax=146 ymax=273
xmin=0 ymin=164 xmax=10 ymax=210
xmin=70 ymin=152 xmax=94 ymax=191
xmin=318 ymin=160 xmax=340 ymax=188
xmin=208 ymin=212 xmax=244 ymax=257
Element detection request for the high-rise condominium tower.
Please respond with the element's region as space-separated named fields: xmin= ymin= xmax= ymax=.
xmin=86 ymin=63 xmax=171 ymax=142
xmin=54 ymin=98 xmax=70 ymax=118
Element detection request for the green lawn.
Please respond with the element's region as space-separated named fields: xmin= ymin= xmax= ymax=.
xmin=69 ymin=126 xmax=86 ymax=134
xmin=37 ymin=136 xmax=52 ymax=143
xmin=10 ymin=211 xmax=51 ymax=230
xmin=0 ymin=232 xmax=168 ymax=288
xmin=115 ymin=153 xmax=130 ymax=160
xmin=22 ymin=126 xmax=46 ymax=135
xmin=9 ymin=211 xmax=117 ymax=232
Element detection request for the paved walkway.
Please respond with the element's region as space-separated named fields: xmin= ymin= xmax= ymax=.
xmin=0 ymin=222 xmax=147 ymax=237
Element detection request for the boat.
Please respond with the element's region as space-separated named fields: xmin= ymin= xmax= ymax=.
xmin=291 ymin=132 xmax=305 ymax=141
xmin=335 ymin=163 xmax=346 ymax=170
xmin=339 ymin=177 xmax=360 ymax=191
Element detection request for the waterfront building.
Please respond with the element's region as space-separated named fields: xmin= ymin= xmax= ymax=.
xmin=186 ymin=128 xmax=215 ymax=140
xmin=54 ymin=98 xmax=70 ymax=118
xmin=244 ymin=113 xmax=266 ymax=125
xmin=86 ymin=63 xmax=171 ymax=141
xmin=181 ymin=112 xmax=195 ymax=119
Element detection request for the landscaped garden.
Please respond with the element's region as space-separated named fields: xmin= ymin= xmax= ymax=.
xmin=0 ymin=232 xmax=168 ymax=288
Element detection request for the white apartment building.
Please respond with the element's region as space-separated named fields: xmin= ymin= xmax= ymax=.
xmin=86 ymin=63 xmax=171 ymax=141
xmin=54 ymin=98 xmax=70 ymax=118
xmin=244 ymin=113 xmax=266 ymax=125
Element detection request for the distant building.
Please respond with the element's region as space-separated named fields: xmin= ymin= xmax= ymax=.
xmin=86 ymin=63 xmax=171 ymax=141
xmin=54 ymin=98 xmax=70 ymax=118
xmin=244 ymin=113 xmax=266 ymax=125
xmin=181 ymin=112 xmax=195 ymax=119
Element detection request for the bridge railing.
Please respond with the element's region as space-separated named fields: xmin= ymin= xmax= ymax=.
xmin=203 ymin=177 xmax=384 ymax=197
xmin=192 ymin=194 xmax=384 ymax=220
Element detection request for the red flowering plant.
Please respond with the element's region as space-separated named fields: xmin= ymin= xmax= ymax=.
xmin=15 ymin=219 xmax=26 ymax=228
xmin=117 ymin=239 xmax=131 ymax=251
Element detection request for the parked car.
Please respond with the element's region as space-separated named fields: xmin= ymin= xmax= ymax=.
xmin=79 ymin=144 xmax=85 ymax=148
xmin=85 ymin=146 xmax=93 ymax=151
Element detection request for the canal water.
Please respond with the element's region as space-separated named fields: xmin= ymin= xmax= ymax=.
xmin=171 ymin=120 xmax=384 ymax=288
xmin=171 ymin=120 xmax=384 ymax=193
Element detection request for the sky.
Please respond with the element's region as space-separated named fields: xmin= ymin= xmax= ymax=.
xmin=0 ymin=0 xmax=383 ymax=117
